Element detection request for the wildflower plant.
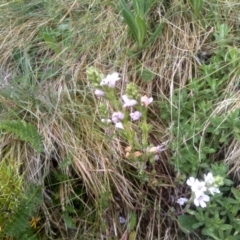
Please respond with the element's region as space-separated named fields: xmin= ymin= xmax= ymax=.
xmin=177 ymin=172 xmax=222 ymax=209
xmin=87 ymin=67 xmax=165 ymax=178
xmin=177 ymin=164 xmax=240 ymax=239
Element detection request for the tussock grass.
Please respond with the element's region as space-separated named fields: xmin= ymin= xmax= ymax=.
xmin=1 ymin=0 xmax=240 ymax=239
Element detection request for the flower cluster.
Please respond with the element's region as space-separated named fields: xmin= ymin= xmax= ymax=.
xmin=177 ymin=172 xmax=222 ymax=208
xmin=89 ymin=71 xmax=153 ymax=129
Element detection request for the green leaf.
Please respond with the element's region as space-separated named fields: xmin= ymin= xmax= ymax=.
xmin=178 ymin=215 xmax=198 ymax=233
xmin=63 ymin=212 xmax=75 ymax=229
xmin=231 ymin=188 xmax=240 ymax=201
xmin=220 ymin=224 xmax=232 ymax=231
xmin=42 ymin=32 xmax=60 ymax=54
xmin=128 ymin=213 xmax=137 ymax=231
xmin=100 ymin=191 xmax=111 ymax=210
xmin=192 ymin=222 xmax=204 ymax=229
xmin=132 ymin=0 xmax=153 ymax=17
xmin=201 ymin=228 xmax=220 ymax=240
xmin=140 ymin=68 xmax=155 ymax=82
xmin=224 ymin=179 xmax=233 ymax=186
xmin=188 ymin=0 xmax=204 ymax=17
xmin=135 ymin=15 xmax=147 ymax=46
xmin=143 ymin=21 xmax=164 ymax=48
xmin=120 ymin=0 xmax=138 ymax=44
xmin=133 ymin=0 xmax=143 ymax=17
xmin=203 ymin=147 xmax=216 ymax=154
xmin=0 ymin=120 xmax=43 ymax=153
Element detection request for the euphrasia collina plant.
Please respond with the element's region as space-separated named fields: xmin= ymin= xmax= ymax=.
xmin=86 ymin=67 xmax=166 ymax=175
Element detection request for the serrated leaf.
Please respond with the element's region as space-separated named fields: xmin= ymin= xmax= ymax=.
xmin=0 ymin=120 xmax=43 ymax=153
xmin=140 ymin=68 xmax=155 ymax=82
xmin=63 ymin=212 xmax=75 ymax=229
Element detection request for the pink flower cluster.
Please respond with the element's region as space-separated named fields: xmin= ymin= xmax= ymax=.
xmin=177 ymin=173 xmax=220 ymax=208
xmin=95 ymin=72 xmax=153 ymax=130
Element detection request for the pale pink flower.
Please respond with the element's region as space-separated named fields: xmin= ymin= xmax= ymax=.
xmin=94 ymin=89 xmax=105 ymax=97
xmin=100 ymin=72 xmax=120 ymax=88
xmin=119 ymin=216 xmax=126 ymax=224
xmin=122 ymin=95 xmax=137 ymax=107
xmin=177 ymin=197 xmax=188 ymax=206
xmin=147 ymin=146 xmax=162 ymax=153
xmin=115 ymin=122 xmax=124 ymax=129
xmin=194 ymin=193 xmax=210 ymax=208
xmin=155 ymin=145 xmax=166 ymax=152
xmin=141 ymin=95 xmax=153 ymax=106
xmin=130 ymin=111 xmax=142 ymax=121
xmin=112 ymin=111 xmax=124 ymax=124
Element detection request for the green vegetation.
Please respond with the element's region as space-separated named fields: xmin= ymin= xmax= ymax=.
xmin=1 ymin=0 xmax=240 ymax=239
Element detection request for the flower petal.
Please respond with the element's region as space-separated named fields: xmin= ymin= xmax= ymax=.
xmin=130 ymin=111 xmax=142 ymax=121
xmin=94 ymin=89 xmax=105 ymax=97
xmin=122 ymin=95 xmax=137 ymax=107
xmin=177 ymin=197 xmax=188 ymax=206
xmin=115 ymin=122 xmax=124 ymax=129
xmin=141 ymin=95 xmax=153 ymax=106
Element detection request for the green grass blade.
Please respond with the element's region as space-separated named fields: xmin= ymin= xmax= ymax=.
xmin=143 ymin=21 xmax=164 ymax=48
xmin=188 ymin=0 xmax=203 ymax=17
xmin=120 ymin=0 xmax=139 ymax=45
xmin=135 ymin=15 xmax=147 ymax=47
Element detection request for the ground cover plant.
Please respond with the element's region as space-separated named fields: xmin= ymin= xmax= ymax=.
xmin=1 ymin=0 xmax=240 ymax=239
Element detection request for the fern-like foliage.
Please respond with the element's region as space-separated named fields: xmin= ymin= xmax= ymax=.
xmin=0 ymin=120 xmax=43 ymax=153
xmin=3 ymin=184 xmax=43 ymax=239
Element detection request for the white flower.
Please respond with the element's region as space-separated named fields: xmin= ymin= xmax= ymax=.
xmin=186 ymin=177 xmax=197 ymax=188
xmin=204 ymin=172 xmax=214 ymax=185
xmin=192 ymin=179 xmax=206 ymax=192
xmin=187 ymin=177 xmax=206 ymax=197
xmin=141 ymin=95 xmax=153 ymax=106
xmin=94 ymin=89 xmax=105 ymax=97
xmin=192 ymin=180 xmax=206 ymax=197
xmin=177 ymin=197 xmax=188 ymax=206
xmin=100 ymin=72 xmax=120 ymax=88
xmin=207 ymin=186 xmax=220 ymax=195
xmin=194 ymin=193 xmax=210 ymax=208
xmin=130 ymin=111 xmax=142 ymax=121
xmin=112 ymin=111 xmax=124 ymax=124
xmin=115 ymin=122 xmax=124 ymax=129
xmin=122 ymin=95 xmax=137 ymax=107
